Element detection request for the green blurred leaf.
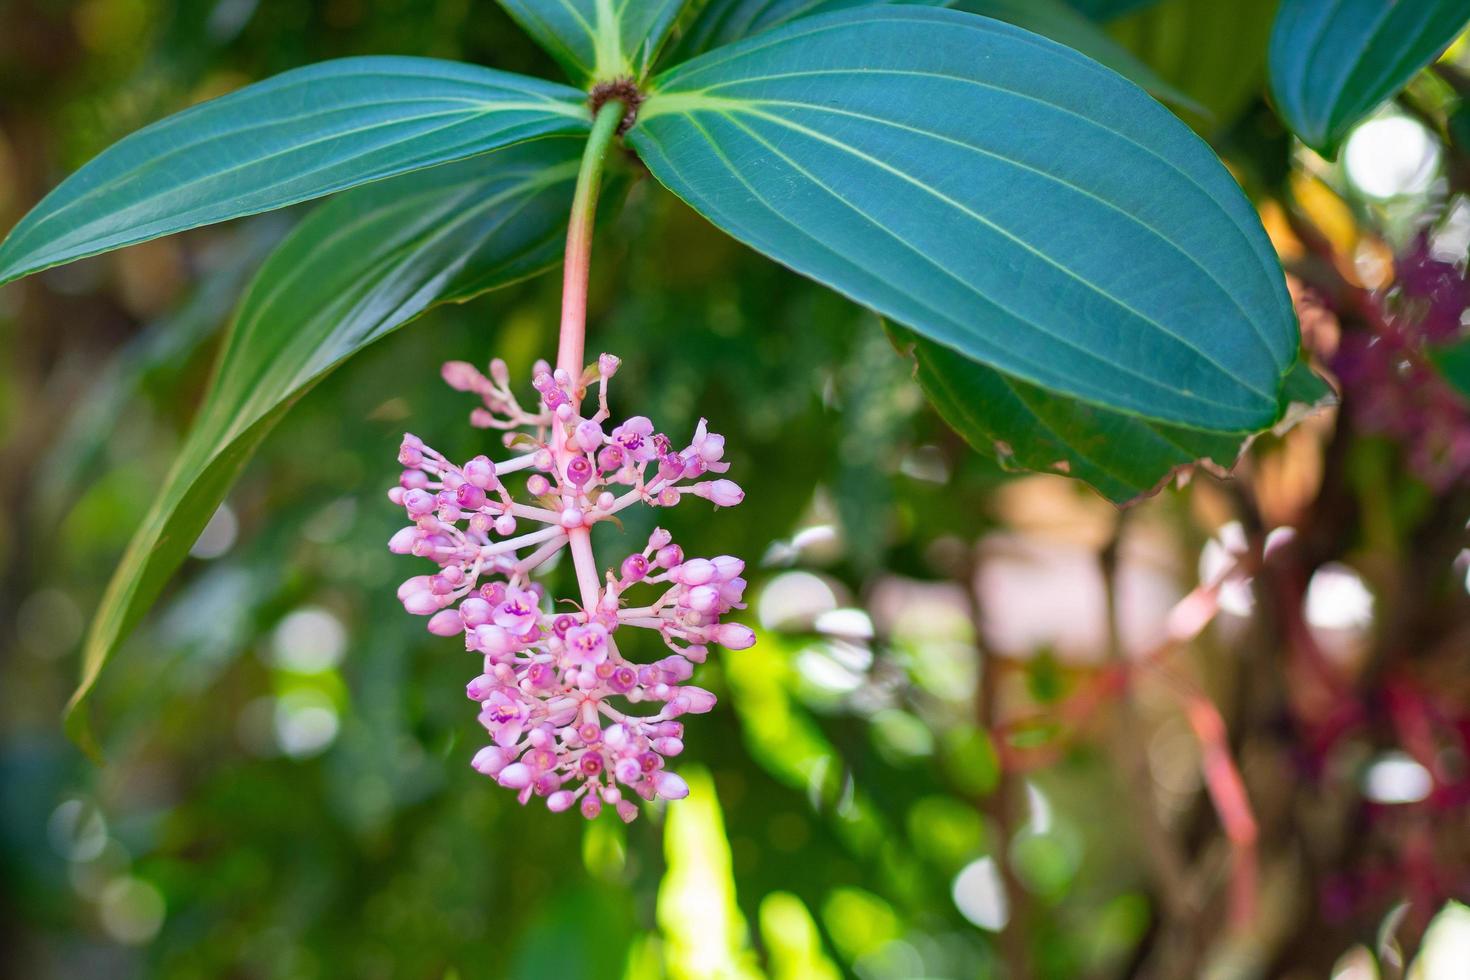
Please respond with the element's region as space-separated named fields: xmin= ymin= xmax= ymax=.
xmin=1110 ymin=0 xmax=1279 ymax=134
xmin=1066 ymin=0 xmax=1161 ymax=21
xmin=632 ymin=8 xmax=1299 ymax=431
xmin=894 ymin=324 xmax=1288 ymax=505
xmin=950 ymin=0 xmax=1201 ymax=110
xmin=0 ymin=58 xmax=588 ymax=285
xmin=499 ymin=0 xmax=689 ymax=85
xmin=66 ymin=139 xmax=583 ymax=748
xmin=1431 ymin=337 xmax=1470 ymax=403
xmin=1269 ymin=0 xmax=1470 ymax=157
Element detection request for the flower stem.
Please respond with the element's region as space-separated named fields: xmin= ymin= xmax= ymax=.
xmin=556 ymin=99 xmax=626 ymax=379
xmin=557 ymin=99 xmax=626 ymax=614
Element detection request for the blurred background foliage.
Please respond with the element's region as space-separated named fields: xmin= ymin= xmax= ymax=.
xmin=2 ymin=1 xmax=1470 ymax=978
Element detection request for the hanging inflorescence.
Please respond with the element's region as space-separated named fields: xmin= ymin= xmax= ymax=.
xmin=387 ymin=353 xmax=752 ymax=821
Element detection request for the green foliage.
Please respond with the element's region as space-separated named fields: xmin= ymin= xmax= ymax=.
xmin=66 ymin=140 xmax=582 ymax=743
xmin=1110 ymin=0 xmax=1280 ymax=134
xmin=1269 ymin=0 xmax=1470 ymax=156
xmin=498 ymin=0 xmax=689 ymax=85
xmin=0 ymin=58 xmax=588 ymax=285
xmin=632 ymin=8 xmax=1298 ymax=430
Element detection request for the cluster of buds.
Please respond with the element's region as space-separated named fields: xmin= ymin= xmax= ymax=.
xmin=1325 ymin=231 xmax=1470 ymax=490
xmin=387 ymin=352 xmax=753 ymax=821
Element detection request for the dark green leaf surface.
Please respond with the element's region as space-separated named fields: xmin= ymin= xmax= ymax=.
xmin=671 ymin=0 xmax=1196 ymax=107
xmin=1431 ymin=338 xmax=1470 ymax=402
xmin=1066 ymin=0 xmax=1161 ymax=21
xmin=894 ymin=325 xmax=1246 ymax=503
xmin=0 ymin=57 xmax=587 ymax=286
xmin=896 ymin=324 xmax=1332 ymax=503
xmin=498 ymin=0 xmax=688 ymax=85
xmin=65 ymin=139 xmax=582 ymax=742
xmin=632 ymin=7 xmax=1298 ymax=431
xmin=1269 ymin=0 xmax=1470 ymax=157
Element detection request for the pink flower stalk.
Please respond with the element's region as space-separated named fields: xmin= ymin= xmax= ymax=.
xmin=387 ymin=351 xmax=751 ymax=821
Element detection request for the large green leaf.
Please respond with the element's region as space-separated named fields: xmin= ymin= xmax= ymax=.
xmin=669 ymin=0 xmax=1196 ymax=108
xmin=65 ymin=139 xmax=583 ymax=746
xmin=498 ymin=0 xmax=689 ymax=85
xmin=1109 ymin=0 xmax=1279 ymax=134
xmin=1269 ymin=0 xmax=1470 ymax=157
xmin=894 ymin=324 xmax=1330 ymax=504
xmin=0 ymin=57 xmax=587 ymax=286
xmin=631 ymin=7 xmax=1298 ymax=431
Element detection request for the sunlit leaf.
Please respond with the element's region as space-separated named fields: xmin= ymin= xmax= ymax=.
xmin=0 ymin=58 xmax=587 ymax=285
xmin=498 ymin=0 xmax=689 ymax=85
xmin=1269 ymin=0 xmax=1470 ymax=157
xmin=65 ymin=139 xmax=583 ymax=747
xmin=632 ymin=7 xmax=1299 ymax=430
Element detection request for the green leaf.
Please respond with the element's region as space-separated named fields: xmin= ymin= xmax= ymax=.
xmin=894 ymin=324 xmax=1333 ymax=504
xmin=949 ymin=0 xmax=1202 ymax=110
xmin=670 ymin=0 xmax=1197 ymax=109
xmin=499 ymin=0 xmax=689 ymax=85
xmin=631 ymin=7 xmax=1298 ymax=431
xmin=893 ymin=325 xmax=1243 ymax=503
xmin=1066 ymin=0 xmax=1160 ymax=21
xmin=0 ymin=57 xmax=587 ymax=286
xmin=1269 ymin=0 xmax=1470 ymax=157
xmin=1108 ymin=0 xmax=1279 ymax=135
xmin=65 ymin=139 xmax=582 ymax=747
xmin=665 ymin=0 xmax=947 ymax=62
xmin=1431 ymin=338 xmax=1470 ymax=403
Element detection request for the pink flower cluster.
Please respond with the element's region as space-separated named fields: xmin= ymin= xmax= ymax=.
xmin=387 ymin=352 xmax=753 ymax=821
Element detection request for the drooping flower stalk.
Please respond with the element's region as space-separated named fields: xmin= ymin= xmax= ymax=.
xmin=385 ymin=99 xmax=754 ymax=821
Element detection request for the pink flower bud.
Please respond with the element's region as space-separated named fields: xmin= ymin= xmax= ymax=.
xmin=466 ymin=675 xmax=495 ymax=700
xmin=526 ymin=474 xmax=550 ymax=496
xmin=496 ymin=763 xmax=532 ymax=789
xmin=471 ymin=745 xmax=507 ymax=775
xmin=397 ymin=575 xmax=432 ymax=600
xmin=547 ymin=790 xmax=576 ymax=812
xmin=403 ymin=591 xmax=444 ymax=616
xmin=687 ymin=585 xmax=720 ymax=613
xmin=456 ymin=484 xmax=486 ymax=510
xmin=427 ymin=609 xmax=463 ymax=636
xmin=494 ymin=514 xmax=516 ymax=536
xmin=654 ymin=737 xmax=684 ymax=756
xmin=616 ymin=800 xmax=639 ymax=823
xmin=677 ymin=687 xmax=718 ymax=714
xmin=388 ymin=527 xmax=419 ymax=554
xmin=714 ymin=623 xmax=756 ymax=650
xmin=674 ymin=559 xmax=716 ymax=586
xmin=598 ymin=353 xmax=620 ymax=377
xmin=575 ymin=419 xmax=604 ymax=451
xmin=580 ymin=794 xmax=603 ymax=819
xmin=712 ymin=556 xmax=745 ymax=581
xmin=693 ymin=479 xmax=744 ymax=507
xmin=442 ymin=361 xmax=484 ymax=391
xmin=459 ymin=597 xmax=492 ymax=627
xmin=654 ymin=771 xmax=690 ymax=800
